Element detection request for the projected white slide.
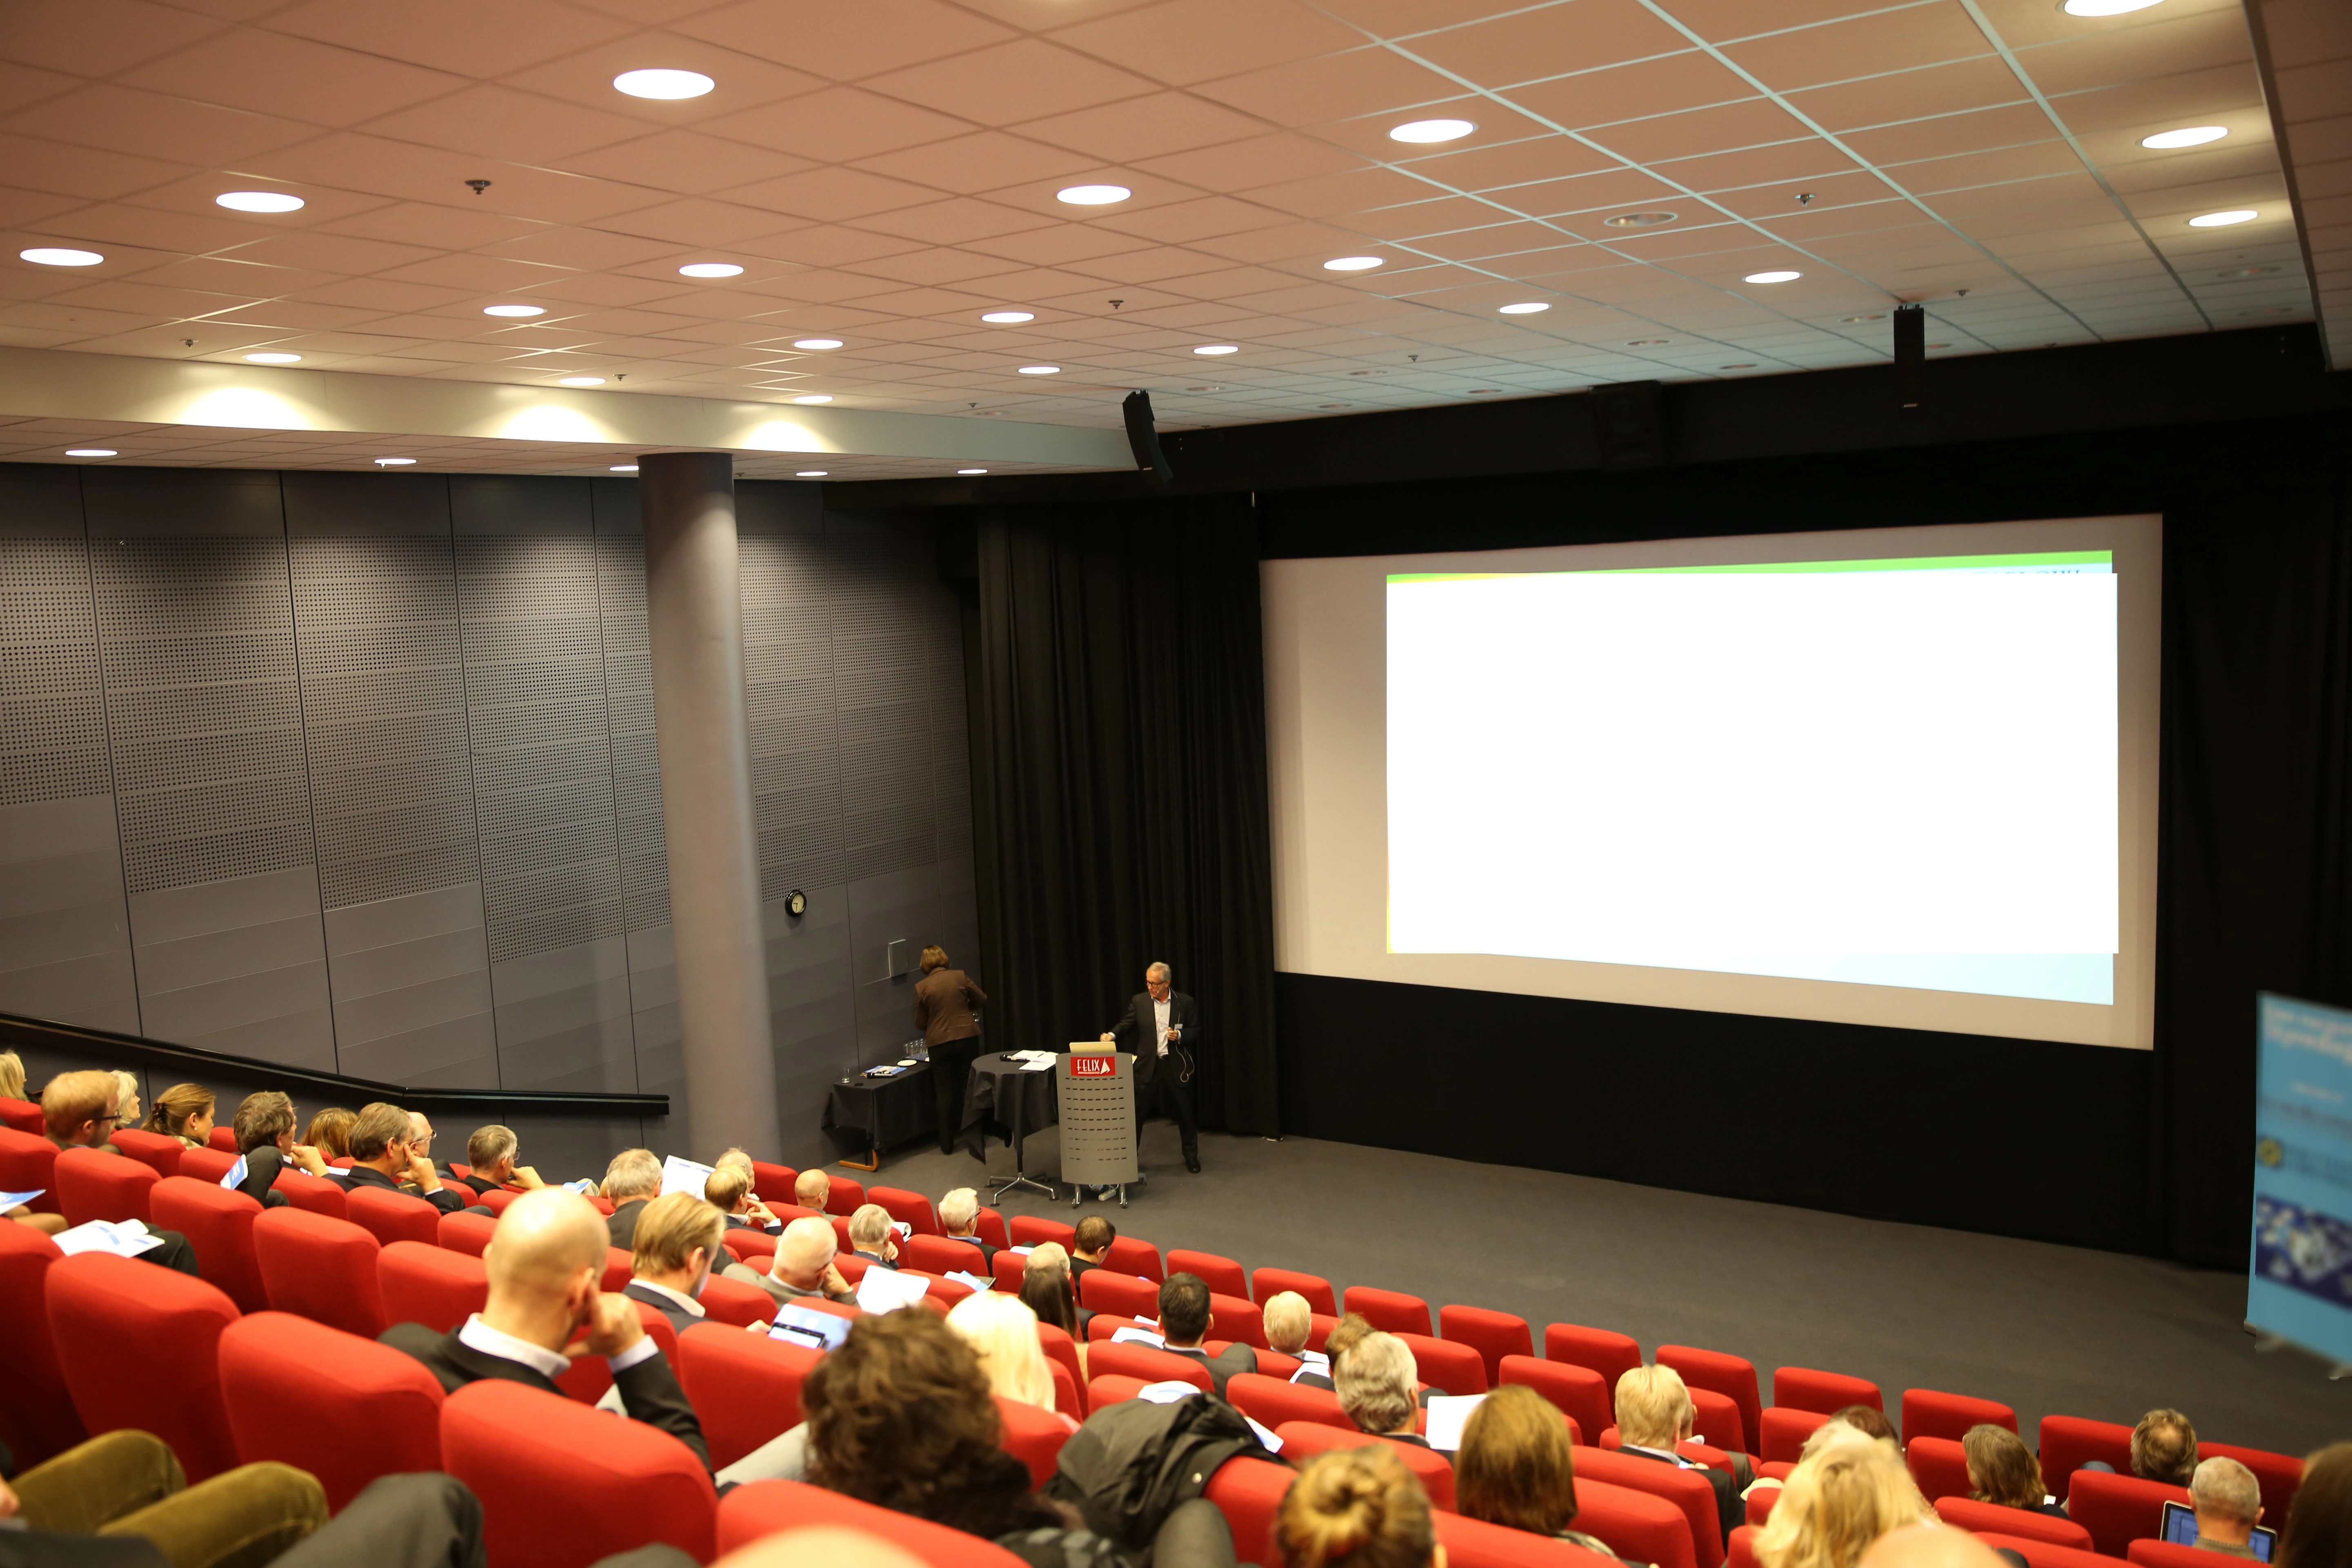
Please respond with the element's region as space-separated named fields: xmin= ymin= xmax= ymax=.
xmin=1386 ymin=552 xmax=2117 ymax=1005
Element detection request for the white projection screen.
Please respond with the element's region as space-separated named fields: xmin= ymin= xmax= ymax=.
xmin=1263 ymin=517 xmax=2161 ymax=1049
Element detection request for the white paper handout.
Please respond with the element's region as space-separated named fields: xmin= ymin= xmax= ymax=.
xmin=659 ymin=1154 xmax=715 ymax=1201
xmin=1135 ymin=1380 xmax=1199 ymax=1403
xmin=1246 ymin=1415 xmax=1284 ymax=1453
xmin=946 ymin=1270 xmax=993 ymax=1293
xmin=1422 ymin=1393 xmax=1488 ymax=1452
xmin=855 ymin=1265 xmax=932 ymax=1314
xmin=1110 ymin=1325 xmax=1166 ymax=1348
xmin=0 ymin=1188 xmax=45 ymax=1210
xmin=53 ymin=1218 xmax=165 ymax=1259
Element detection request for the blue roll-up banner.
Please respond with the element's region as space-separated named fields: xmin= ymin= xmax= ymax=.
xmin=2250 ymin=992 xmax=2352 ymax=1365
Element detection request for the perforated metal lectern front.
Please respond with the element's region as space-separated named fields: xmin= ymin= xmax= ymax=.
xmin=1057 ymin=1047 xmax=1138 ymax=1186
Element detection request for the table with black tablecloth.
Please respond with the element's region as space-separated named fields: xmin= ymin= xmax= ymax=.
xmin=821 ymin=1065 xmax=935 ymax=1168
xmin=961 ymin=1051 xmax=1061 ymax=1183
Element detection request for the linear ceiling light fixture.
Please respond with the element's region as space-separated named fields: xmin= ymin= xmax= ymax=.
xmin=217 ymin=192 xmax=304 ymax=212
xmin=614 ymin=69 xmax=713 ymax=98
xmin=1057 ymin=184 xmax=1130 ymax=205
xmin=1390 ymin=118 xmax=1474 ymax=143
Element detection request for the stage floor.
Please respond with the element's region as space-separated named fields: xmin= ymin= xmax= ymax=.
xmin=867 ymin=1120 xmax=2343 ymax=1458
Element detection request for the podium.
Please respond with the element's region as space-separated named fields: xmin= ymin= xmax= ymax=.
xmin=1057 ymin=1046 xmax=1138 ymax=1208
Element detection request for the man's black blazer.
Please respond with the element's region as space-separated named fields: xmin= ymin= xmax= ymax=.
xmin=1621 ymin=1446 xmax=1739 ymax=1546
xmin=1107 ymin=990 xmax=1204 ymax=1089
xmin=346 ymin=1163 xmax=466 ymax=1214
xmin=622 ymin=1280 xmax=703 ymax=1341
xmin=1163 ymin=1341 xmax=1255 ymax=1398
xmin=380 ymin=1321 xmax=709 ymax=1472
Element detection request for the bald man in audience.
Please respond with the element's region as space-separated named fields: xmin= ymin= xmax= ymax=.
xmin=795 ymin=1169 xmax=830 ymax=1214
xmin=757 ymin=1215 xmax=857 ymax=1308
xmin=381 ymin=1186 xmax=708 ymax=1470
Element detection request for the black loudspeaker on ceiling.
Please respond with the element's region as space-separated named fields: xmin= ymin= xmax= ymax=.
xmin=1123 ymin=390 xmax=1175 ymax=486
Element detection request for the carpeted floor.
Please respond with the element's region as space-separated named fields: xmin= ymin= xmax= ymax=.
xmin=866 ymin=1121 xmax=2346 ymax=1458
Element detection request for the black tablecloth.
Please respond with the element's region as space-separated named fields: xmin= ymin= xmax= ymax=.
xmin=963 ymin=1051 xmax=1060 ymax=1165
xmin=822 ymin=1064 xmax=935 ymax=1156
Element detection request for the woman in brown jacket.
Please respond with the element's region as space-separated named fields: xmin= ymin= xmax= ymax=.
xmin=915 ymin=946 xmax=987 ymax=1155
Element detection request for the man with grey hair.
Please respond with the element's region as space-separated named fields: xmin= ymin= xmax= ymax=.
xmin=2189 ymin=1456 xmax=2265 ymax=1558
xmin=601 ymin=1147 xmax=664 ymax=1249
xmin=1100 ymin=960 xmax=1205 ymax=1173
xmin=938 ymin=1186 xmax=994 ymax=1266
xmin=1335 ymin=1332 xmax=1441 ymax=1459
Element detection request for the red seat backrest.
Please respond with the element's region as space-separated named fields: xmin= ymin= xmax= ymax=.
xmin=437 ymin=1209 xmax=498 ymax=1257
xmin=603 ymin=1246 xmax=633 ymax=1294
xmin=55 ymin=1146 xmax=158 ymax=1226
xmin=252 ymin=1206 xmax=389 ymax=1339
xmin=0 ymin=1096 xmax=43 ymax=1136
xmin=1773 ymin=1367 xmax=1882 ymax=1414
xmin=109 ymin=1127 xmax=185 ymax=1180
xmin=48 ymin=1251 xmax=242 ymax=1481
xmin=0 ymin=1222 xmax=85 ymax=1467
xmin=1089 ymin=1374 xmax=1151 ymax=1409
xmin=2038 ymin=1416 xmax=2136 ymax=1500
xmin=0 ymin=1129 xmax=61 ymax=1214
xmin=1907 ymin=1434 xmax=1975 ymax=1503
xmin=477 ymin=1187 xmax=519 ymax=1216
xmin=1685 ymin=1388 xmax=1747 ymax=1457
xmin=1088 ymin=1313 xmax=1147 ymax=1343
xmin=871 ymin=1185 xmax=940 ymax=1236
xmin=1748 ymin=1487 xmax=1778 ymax=1528
xmin=1081 ymin=1270 xmax=1162 ymax=1318
xmin=825 ymin=1175 xmax=864 ymax=1216
xmin=1440 ymin=1305 xmax=1533 ymax=1387
xmin=178 ymin=1145 xmax=236 ymax=1186
xmin=345 ymin=1184 xmax=441 ymax=1248
xmin=1599 ymin=1428 xmax=1735 ymax=1478
xmin=1050 ymin=1359 xmax=1082 ymax=1421
xmin=724 ymin=1225 xmax=781 ymax=1265
xmin=1938 ymin=1498 xmax=2094 ymax=1549
xmin=1105 ymin=1235 xmax=1164 ymax=1282
xmin=274 ymin=1169 xmax=347 ymax=1219
xmin=1659 ymin=1345 xmax=1760 ymax=1457
xmin=2128 ymin=1541 xmax=2260 ymax=1568
xmin=675 ymin=1320 xmax=821 ymax=1470
xmin=1169 ymin=1249 xmax=1248 ymax=1297
xmin=1010 ymin=1215 xmax=1075 ymax=1250
xmin=1574 ymin=1443 xmax=1725 ymax=1568
xmin=2068 ymin=1468 xmax=2191 ymax=1557
xmin=699 ymin=1274 xmax=775 ymax=1330
xmin=1344 ymin=1285 xmax=1432 ymax=1337
xmin=1038 ymin=1321 xmax=1086 ymax=1408
xmin=1276 ymin=1422 xmax=1457 ymax=1510
xmin=1729 ymin=1524 xmax=1762 ymax=1568
xmin=1396 ymin=1331 xmax=1488 ymax=1395
xmin=906 ymin=1234 xmax=985 ymax=1276
xmin=1089 ymin=1338 xmax=1212 ymax=1390
xmin=998 ymin=1393 xmax=1071 ymax=1488
xmin=1577 ymin=1475 xmax=1700 ymax=1568
xmin=557 ymin=1301 xmax=679 ymax=1406
xmin=1439 ymin=1509 xmax=1624 ymax=1568
xmin=719 ymin=1478 xmax=1031 ymax=1568
xmin=150 ymin=1175 xmax=267 ymax=1312
xmin=1759 ymin=1406 xmax=1831 ymax=1465
xmin=1974 ymin=1530 xmax=2120 ymax=1568
xmin=2203 ymin=1441 xmax=2303 ymax=1529
xmin=443 ymin=1377 xmax=715 ymax=1568
xmin=208 ymin=1125 xmax=239 ymax=1152
xmin=1212 ymin=1291 xmax=1267 ymax=1349
xmin=1206 ymin=1455 xmax=1297 ymax=1567
xmin=976 ymin=1208 xmax=1010 ymax=1250
xmin=1227 ymin=1371 xmax=1351 ymax=1432
xmin=217 ymin=1310 xmax=442 ymax=1511
xmin=379 ymin=1239 xmax=489 ymax=1334
xmin=1254 ymin=1266 xmax=1337 ymax=1316
xmin=1902 ymin=1388 xmax=2016 ymax=1446
xmin=1547 ymin=1323 xmax=1642 ymax=1396
xmin=749 ymin=1160 xmax=797 ymax=1203
xmin=993 ymin=1249 xmax=1031 ymax=1292
xmin=1504 ymin=1356 xmax=1610 ymax=1445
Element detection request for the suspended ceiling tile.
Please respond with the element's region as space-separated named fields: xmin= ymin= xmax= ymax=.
xmin=1505 ymin=53 xmax=1762 ymax=132
xmin=674 ymin=0 xmax=1020 ymax=82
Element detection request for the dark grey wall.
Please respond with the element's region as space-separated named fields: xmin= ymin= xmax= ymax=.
xmin=0 ymin=465 xmax=977 ymax=1173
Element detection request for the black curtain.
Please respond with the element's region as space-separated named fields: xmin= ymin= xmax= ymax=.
xmin=969 ymin=494 xmax=1280 ymax=1136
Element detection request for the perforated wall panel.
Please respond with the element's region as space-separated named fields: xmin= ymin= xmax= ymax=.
xmin=0 ymin=537 xmax=110 ymax=810
xmin=596 ymin=530 xmax=669 ymax=933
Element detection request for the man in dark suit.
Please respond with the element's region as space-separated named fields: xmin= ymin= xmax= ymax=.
xmin=1616 ymin=1363 xmax=1742 ymax=1548
xmin=344 ymin=1102 xmax=471 ymax=1215
xmin=599 ymin=1148 xmax=664 ymax=1249
xmin=620 ymin=1191 xmax=726 ymax=1339
xmin=381 ymin=1186 xmax=709 ymax=1472
xmin=1337 ymin=1332 xmax=1451 ymax=1467
xmin=1100 ymin=961 xmax=1205 ymax=1173
xmin=1156 ymin=1273 xmax=1255 ymax=1396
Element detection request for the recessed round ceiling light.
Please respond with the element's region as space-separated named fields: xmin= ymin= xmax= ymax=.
xmin=1389 ymin=118 xmax=1475 ymax=144
xmin=1324 ymin=256 xmax=1384 ymax=271
xmin=21 ymin=247 xmax=101 ymax=266
xmin=216 ymin=191 xmax=305 ymax=214
xmin=1603 ymin=212 xmax=1676 ymax=228
xmin=614 ymin=68 xmax=713 ymax=99
xmin=558 ymin=376 xmax=605 ymax=387
xmin=2188 ymin=208 xmax=2257 ymax=227
xmin=374 ymin=457 xmax=415 ymax=466
xmin=1839 ymin=314 xmax=1887 ymax=323
xmin=791 ymin=394 xmax=833 ymax=404
xmin=1627 ymin=339 xmax=1670 ymax=346
xmin=792 ymin=338 xmax=842 ymax=350
xmin=980 ymin=311 xmax=1035 ymax=324
xmin=2141 ymin=125 xmax=2227 ymax=149
xmin=1017 ymin=365 xmax=1060 ymax=374
xmin=65 ymin=448 xmax=116 ymax=457
xmin=1498 ymin=302 xmax=1550 ymax=314
xmin=1057 ymin=184 xmax=1131 ymax=205
xmin=610 ymin=464 xmax=639 ymax=473
xmin=484 ymin=304 xmax=544 ymax=316
xmin=796 ymin=470 xmax=828 ymax=477
xmin=959 ymin=468 xmax=988 ymax=474
xmin=1194 ymin=344 xmax=1238 ymax=355
xmin=245 ymin=352 xmax=301 ymax=363
xmin=2061 ymin=0 xmax=2163 ymax=14
xmin=678 ymin=262 xmax=743 ymax=278
xmin=1745 ymin=269 xmax=1803 ymax=283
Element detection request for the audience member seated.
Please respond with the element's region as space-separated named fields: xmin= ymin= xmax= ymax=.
xmin=757 ymin=1214 xmax=858 ymax=1308
xmin=704 ymin=1164 xmax=780 ymax=1232
xmin=2279 ymin=1443 xmax=2352 ymax=1568
xmin=1337 ymin=1332 xmax=1439 ymax=1461
xmin=849 ymin=1203 xmax=901 ymax=1270
xmin=601 ymin=1147 xmax=664 ymax=1246
xmin=1298 ymin=1314 xmax=1374 ymax=1393
xmin=2187 ymin=1457 xmax=2267 ymax=1559
xmin=948 ymin=1290 xmax=1075 ymax=1430
xmin=1018 ymin=1243 xmax=1086 ymax=1370
xmin=110 ymin=1071 xmax=143 ymax=1134
xmin=406 ymin=1111 xmax=456 ymax=1183
xmin=345 ymin=1102 xmax=472 ymax=1214
xmin=0 ymin=1427 xmax=327 ymax=1568
xmin=1070 ymin=1216 xmax=1112 ymax=1284
xmin=1456 ymin=1383 xmax=1624 ymax=1559
xmin=1754 ymin=1429 xmax=1931 ymax=1568
xmin=1276 ymin=1445 xmax=1436 ymax=1568
xmin=796 ymin=1169 xmax=830 ymax=1212
xmin=626 ymin=1189 xmax=729 ymax=1338
xmin=229 ymin=1091 xmax=331 ymax=1208
xmin=2132 ymin=1408 xmax=2199 ymax=1487
xmin=141 ymin=1083 xmax=215 ymax=1149
xmin=1964 ymin=1424 xmax=2062 ymax=1517
xmin=381 ymin=1185 xmax=709 ymax=1470
xmin=0 ymin=1048 xmax=22 ymax=1102
xmin=303 ymin=1107 xmax=355 ymax=1160
xmin=458 ymin=1123 xmax=544 ymax=1196
xmin=1617 ymin=1362 xmax=1743 ymax=1546
xmin=1831 ymin=1407 xmax=1898 ymax=1446
xmin=1159 ymin=1272 xmax=1255 ymax=1394
xmin=1265 ymin=1291 xmax=1324 ymax=1379
xmin=940 ymin=1187 xmax=995 ymax=1265
xmin=42 ymin=1071 xmax=201 ymax=1274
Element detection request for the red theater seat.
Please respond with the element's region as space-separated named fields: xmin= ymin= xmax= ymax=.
xmin=720 ymin=1479 xmax=1032 ymax=1568
xmin=1574 ymin=1445 xmax=1725 ymax=1568
xmin=555 ymin=1300 xmax=678 ymax=1406
xmin=1254 ymin=1267 xmax=1337 ymax=1316
xmin=49 ymin=1252 xmax=241 ymax=1481
xmin=253 ymin=1206 xmax=389 ymax=1339
xmin=1211 ymin=1291 xmax=1267 ymax=1350
xmin=346 ymin=1184 xmax=440 ymax=1247
xmin=831 ymin=1215 xmax=856 ymax=1254
xmin=750 ymin=1160 xmax=797 ymax=1203
xmin=1050 ymin=1359 xmax=1082 ymax=1420
xmin=0 ymin=1096 xmax=43 ymax=1135
xmin=443 ymin=1379 xmax=715 ymax=1568
xmin=109 ymin=1127 xmax=185 ymax=1180
xmin=1504 ymin=1356 xmax=1610 ymax=1444
xmin=1088 ymin=1374 xmax=1151 ymax=1409
xmin=1345 ymin=1285 xmax=1432 ymax=1337
xmin=476 ymin=1187 xmax=519 ymax=1216
xmin=1105 ymin=1235 xmax=1164 ymax=1282
xmin=55 ymin=1147 xmax=157 ymax=1226
xmin=1087 ymin=1314 xmax=1147 ymax=1342
xmin=1903 ymin=1388 xmax=2016 ymax=1446
xmin=603 ymin=1246 xmax=633 ymax=1293
xmin=976 ymin=1208 xmax=1009 ymax=1251
xmin=2203 ymin=1441 xmax=2303 ymax=1528
xmin=218 ymin=1310 xmax=443 ymax=1511
xmin=2068 ymin=1469 xmax=2190 ymax=1558
xmin=1729 ymin=1525 xmax=1762 ymax=1568
xmin=437 ymin=1209 xmax=497 ymax=1257
xmin=906 ymin=1234 xmax=986 ymax=1276
xmin=0 ymin=1223 xmax=85 ymax=1467
xmin=1938 ymin=1499 xmax=2094 ymax=1550
xmin=208 ymin=1126 xmax=238 ymax=1153
xmin=825 ymin=1175 xmax=865 ymax=1215
xmin=1082 ymin=1269 xmax=1163 ymax=1319
xmin=1759 ymin=1406 xmax=1831 ymax=1464
xmin=699 ymin=1274 xmax=775 ymax=1329
xmin=1010 ymin=1215 xmax=1075 ymax=1250
xmin=1169 ymin=1248 xmax=1248 ymax=1298
xmin=1973 ymin=1532 xmax=2116 ymax=1568
xmin=872 ymin=1185 xmax=940 ymax=1236
xmin=1748 ymin=1488 xmax=1778 ymax=1528
xmin=993 ymin=1249 xmax=1031 ymax=1292
xmin=2039 ymin=1417 xmax=2136 ymax=1499
xmin=1548 ymin=1323 xmax=1642 ymax=1396
xmin=1441 ymin=1305 xmax=1533 ymax=1387
xmin=1088 ymin=1338 xmax=1212 ymax=1390
xmin=1660 ymin=1345 xmax=1760 ymax=1457
xmin=998 ymin=1394 xmax=1071 ymax=1488
xmin=1439 ymin=1510 xmax=1623 ymax=1568
xmin=1206 ymin=1455 xmax=1297 ymax=1567
xmin=178 ymin=1146 xmax=236 ymax=1186
xmin=724 ymin=1226 xmax=781 ymax=1265
xmin=1396 ymin=1331 xmax=1488 ymax=1395
xmin=1038 ymin=1323 xmax=1085 ymax=1407
xmin=1573 ymin=1479 xmax=1700 ymax=1568
xmin=379 ymin=1240 xmax=488 ymax=1332
xmin=1599 ymin=1428 xmax=1735 ymax=1478
xmin=676 ymin=1321 xmax=819 ymax=1470
xmin=2129 ymin=1542 xmax=2259 ymax=1568
xmin=150 ymin=1176 xmax=267 ymax=1312
xmin=1276 ymin=1422 xmax=1456 ymax=1510
xmin=1907 ymin=1435 xmax=1975 ymax=1503
xmin=275 ymin=1170 xmax=348 ymax=1219
xmin=1227 ymin=1372 xmax=1350 ymax=1432
xmin=1773 ymin=1367 xmax=1882 ymax=1414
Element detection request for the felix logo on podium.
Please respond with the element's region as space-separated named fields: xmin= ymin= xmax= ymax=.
xmin=1070 ymin=1053 xmax=1116 ymax=1078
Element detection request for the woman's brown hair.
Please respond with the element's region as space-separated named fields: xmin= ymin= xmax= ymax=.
xmin=1456 ymin=1384 xmax=1580 ymax=1535
xmin=1018 ymin=1263 xmax=1079 ymax=1339
xmin=920 ymin=944 xmax=949 ymax=973
xmin=2281 ymin=1442 xmax=2352 ymax=1568
xmin=1276 ymin=1446 xmax=1437 ymax=1568
xmin=144 ymin=1082 xmax=214 ymax=1141
xmin=1964 ymin=1424 xmax=2047 ymax=1511
xmin=305 ymin=1107 xmax=355 ymax=1158
xmin=802 ymin=1305 xmax=1005 ymax=1515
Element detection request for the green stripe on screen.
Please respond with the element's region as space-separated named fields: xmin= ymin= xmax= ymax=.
xmin=1388 ymin=550 xmax=2110 ymax=583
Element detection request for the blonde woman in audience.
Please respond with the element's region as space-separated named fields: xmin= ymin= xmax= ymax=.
xmin=1276 ymin=1445 xmax=1438 ymax=1568
xmin=304 ymin=1106 xmax=355 ymax=1158
xmin=946 ymin=1291 xmax=1074 ymax=1430
xmin=143 ymin=1082 xmax=216 ymax=1147
xmin=1454 ymin=1383 xmax=1622 ymax=1558
xmin=1753 ymin=1429 xmax=1932 ymax=1568
xmin=109 ymin=1070 xmax=142 ymax=1130
xmin=0 ymin=1049 xmax=24 ymax=1102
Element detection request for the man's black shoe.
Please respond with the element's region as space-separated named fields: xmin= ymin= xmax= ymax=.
xmin=1184 ymin=1149 xmax=1201 ymax=1173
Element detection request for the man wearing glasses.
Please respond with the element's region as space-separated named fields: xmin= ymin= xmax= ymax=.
xmin=1100 ymin=961 xmax=1206 ymax=1175
xmin=38 ymin=1069 xmax=202 ymax=1274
